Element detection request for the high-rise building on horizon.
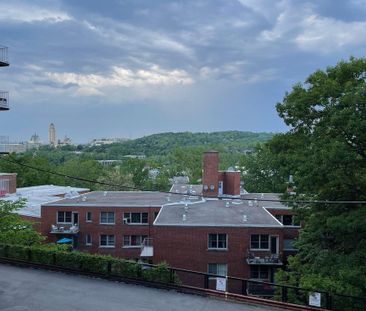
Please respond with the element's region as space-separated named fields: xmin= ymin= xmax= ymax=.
xmin=48 ymin=123 xmax=56 ymax=146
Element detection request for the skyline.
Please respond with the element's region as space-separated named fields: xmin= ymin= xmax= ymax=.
xmin=1 ymin=0 xmax=366 ymax=143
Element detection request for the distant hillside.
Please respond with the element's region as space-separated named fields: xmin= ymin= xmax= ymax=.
xmin=85 ymin=131 xmax=275 ymax=158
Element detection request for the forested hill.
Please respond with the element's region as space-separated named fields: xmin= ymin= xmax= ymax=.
xmin=85 ymin=131 xmax=275 ymax=157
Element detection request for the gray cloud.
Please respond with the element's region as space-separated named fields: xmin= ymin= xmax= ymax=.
xmin=0 ymin=0 xmax=365 ymax=142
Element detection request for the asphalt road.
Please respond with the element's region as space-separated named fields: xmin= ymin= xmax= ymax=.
xmin=0 ymin=264 xmax=279 ymax=311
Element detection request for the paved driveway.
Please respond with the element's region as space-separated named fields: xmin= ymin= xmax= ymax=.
xmin=0 ymin=264 xmax=279 ymax=311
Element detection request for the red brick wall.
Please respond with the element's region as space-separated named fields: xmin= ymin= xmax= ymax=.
xmin=0 ymin=173 xmax=16 ymax=194
xmin=202 ymin=151 xmax=219 ymax=197
xmin=20 ymin=215 xmax=41 ymax=232
xmin=153 ymin=226 xmax=284 ymax=279
xmin=41 ymin=204 xmax=160 ymax=259
xmin=222 ymin=171 xmax=241 ymax=196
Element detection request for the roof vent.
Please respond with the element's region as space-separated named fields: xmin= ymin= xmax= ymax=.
xmin=103 ymin=191 xmax=107 ymax=197
xmin=182 ymin=214 xmax=187 ymax=221
xmin=243 ymin=214 xmax=248 ymax=222
xmin=184 ymin=203 xmax=188 ymax=212
xmin=248 ymin=200 xmax=253 ymax=207
xmin=82 ymin=195 xmax=87 ymax=202
xmin=226 ymin=202 xmax=230 ymax=208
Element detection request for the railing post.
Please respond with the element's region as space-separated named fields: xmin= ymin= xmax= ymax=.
xmin=281 ymin=286 xmax=288 ymax=302
xmin=326 ymin=292 xmax=333 ymax=310
xmin=204 ymin=274 xmax=209 ymax=289
xmin=169 ymin=268 xmax=175 ymax=283
xmin=241 ymin=280 xmax=247 ymax=295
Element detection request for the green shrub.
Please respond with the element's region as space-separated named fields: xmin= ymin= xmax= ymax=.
xmin=55 ymin=251 xmax=86 ymax=270
xmin=80 ymin=253 xmax=111 ymax=274
xmin=142 ymin=262 xmax=172 ymax=283
xmin=111 ymin=259 xmax=142 ymax=278
xmin=0 ymin=243 xmax=7 ymax=257
xmin=6 ymin=244 xmax=29 ymax=260
xmin=30 ymin=247 xmax=55 ymax=265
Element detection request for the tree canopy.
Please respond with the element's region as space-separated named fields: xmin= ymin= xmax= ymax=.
xmin=0 ymin=199 xmax=44 ymax=246
xmin=268 ymin=57 xmax=366 ymax=297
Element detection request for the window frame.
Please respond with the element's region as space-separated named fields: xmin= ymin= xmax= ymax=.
xmin=250 ymin=266 xmax=270 ymax=280
xmin=123 ymin=235 xmax=148 ymax=248
xmin=85 ymin=234 xmax=92 ymax=246
xmin=208 ymin=233 xmax=227 ymax=250
xmin=250 ymin=234 xmax=270 ymax=250
xmin=86 ymin=211 xmax=92 ymax=223
xmin=207 ymin=263 xmax=228 ymax=277
xmin=100 ymin=211 xmax=115 ymax=225
xmin=57 ymin=211 xmax=72 ymax=224
xmin=123 ymin=212 xmax=149 ymax=225
xmin=99 ymin=234 xmax=115 ymax=248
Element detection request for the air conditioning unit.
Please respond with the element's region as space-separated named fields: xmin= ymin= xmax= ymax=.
xmin=123 ymin=218 xmax=130 ymax=224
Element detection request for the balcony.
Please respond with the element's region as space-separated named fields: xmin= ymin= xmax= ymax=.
xmin=0 ymin=46 xmax=9 ymax=67
xmin=0 ymin=91 xmax=8 ymax=111
xmin=140 ymin=238 xmax=153 ymax=257
xmin=50 ymin=224 xmax=79 ymax=235
xmin=246 ymin=250 xmax=283 ymax=266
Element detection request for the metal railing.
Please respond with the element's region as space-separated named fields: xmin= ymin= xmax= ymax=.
xmin=0 ymin=244 xmax=365 ymax=311
xmin=0 ymin=91 xmax=9 ymax=110
xmin=0 ymin=46 xmax=8 ymax=66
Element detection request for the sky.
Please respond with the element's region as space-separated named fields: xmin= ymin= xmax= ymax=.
xmin=1 ymin=0 xmax=366 ymax=144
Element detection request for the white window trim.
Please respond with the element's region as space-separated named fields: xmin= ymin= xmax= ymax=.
xmin=207 ymin=263 xmax=228 ymax=279
xmin=122 ymin=235 xmax=147 ymax=248
xmin=100 ymin=212 xmax=115 ymax=225
xmin=56 ymin=211 xmax=72 ymax=224
xmin=123 ymin=212 xmax=149 ymax=225
xmin=86 ymin=212 xmax=92 ymax=223
xmin=207 ymin=233 xmax=228 ymax=250
xmin=85 ymin=234 xmax=92 ymax=246
xmin=99 ymin=235 xmax=115 ymax=248
xmin=250 ymin=234 xmax=270 ymax=251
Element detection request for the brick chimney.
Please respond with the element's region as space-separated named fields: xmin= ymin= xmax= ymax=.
xmin=202 ymin=151 xmax=219 ymax=197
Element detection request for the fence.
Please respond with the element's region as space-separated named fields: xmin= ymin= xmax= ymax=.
xmin=0 ymin=243 xmax=365 ymax=311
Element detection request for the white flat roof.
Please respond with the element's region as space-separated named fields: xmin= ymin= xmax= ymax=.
xmin=1 ymin=185 xmax=90 ymax=218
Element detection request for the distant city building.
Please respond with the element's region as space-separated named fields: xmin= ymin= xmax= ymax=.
xmin=89 ymin=137 xmax=128 ymax=146
xmin=48 ymin=123 xmax=56 ymax=146
xmin=58 ymin=135 xmax=72 ymax=146
xmin=27 ymin=133 xmax=42 ymax=150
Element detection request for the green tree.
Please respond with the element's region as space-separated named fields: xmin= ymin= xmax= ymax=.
xmin=0 ymin=199 xmax=44 ymax=245
xmin=273 ymin=57 xmax=366 ymax=298
xmin=96 ymin=167 xmax=135 ymax=191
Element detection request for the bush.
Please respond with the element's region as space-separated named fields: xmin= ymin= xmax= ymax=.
xmin=111 ymin=259 xmax=142 ymax=278
xmin=30 ymin=247 xmax=55 ymax=265
xmin=80 ymin=253 xmax=111 ymax=274
xmin=6 ymin=244 xmax=29 ymax=260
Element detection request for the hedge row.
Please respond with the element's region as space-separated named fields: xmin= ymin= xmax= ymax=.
xmin=0 ymin=243 xmax=179 ymax=284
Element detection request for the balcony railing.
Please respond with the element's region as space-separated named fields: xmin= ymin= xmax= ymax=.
xmin=140 ymin=238 xmax=153 ymax=257
xmin=246 ymin=250 xmax=283 ymax=266
xmin=0 ymin=46 xmax=9 ymax=66
xmin=0 ymin=91 xmax=9 ymax=111
xmin=50 ymin=224 xmax=79 ymax=235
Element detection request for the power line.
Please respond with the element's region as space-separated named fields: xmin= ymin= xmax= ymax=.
xmin=1 ymin=156 xmax=366 ymax=205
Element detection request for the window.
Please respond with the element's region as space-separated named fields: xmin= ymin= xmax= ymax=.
xmin=283 ymin=215 xmax=294 ymax=226
xmin=57 ymin=211 xmax=72 ymax=224
xmin=208 ymin=233 xmax=227 ymax=249
xmin=123 ymin=212 xmax=148 ymax=224
xmin=284 ymin=239 xmax=297 ymax=251
xmin=123 ymin=235 xmax=147 ymax=247
xmin=208 ymin=263 xmax=227 ymax=277
xmin=85 ymin=234 xmax=92 ymax=246
xmin=250 ymin=266 xmax=269 ymax=280
xmin=86 ymin=211 xmax=92 ymax=222
xmin=100 ymin=235 xmax=115 ymax=247
xmin=100 ymin=212 xmax=115 ymax=224
xmin=154 ymin=211 xmax=159 ymax=220
xmin=250 ymin=234 xmax=269 ymax=250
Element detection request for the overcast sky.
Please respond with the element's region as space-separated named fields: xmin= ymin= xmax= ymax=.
xmin=1 ymin=0 xmax=366 ymax=143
